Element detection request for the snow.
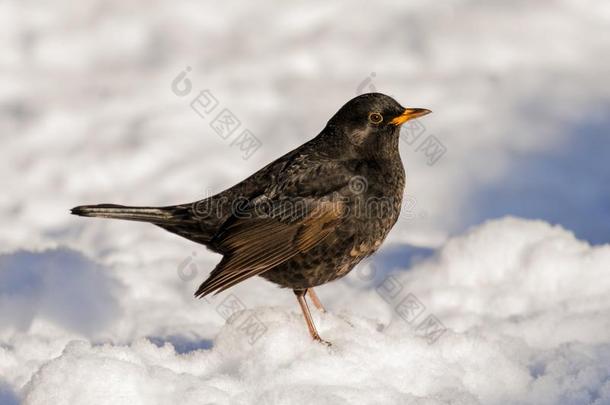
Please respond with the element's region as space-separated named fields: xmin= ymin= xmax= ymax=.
xmin=3 ymin=219 xmax=610 ymax=404
xmin=2 ymin=0 xmax=610 ymax=403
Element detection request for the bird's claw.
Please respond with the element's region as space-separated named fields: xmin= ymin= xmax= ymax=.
xmin=313 ymin=334 xmax=332 ymax=346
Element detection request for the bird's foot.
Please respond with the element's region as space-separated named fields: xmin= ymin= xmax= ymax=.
xmin=313 ymin=334 xmax=332 ymax=346
xmin=307 ymin=289 xmax=327 ymax=313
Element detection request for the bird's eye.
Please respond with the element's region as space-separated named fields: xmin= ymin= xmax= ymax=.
xmin=368 ymin=112 xmax=383 ymax=124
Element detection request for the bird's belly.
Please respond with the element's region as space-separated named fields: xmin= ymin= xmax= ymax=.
xmin=258 ymin=241 xmax=360 ymax=289
xmin=259 ymin=208 xmax=400 ymax=289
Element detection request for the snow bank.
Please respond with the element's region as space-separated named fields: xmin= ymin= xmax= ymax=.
xmin=1 ymin=218 xmax=608 ymax=405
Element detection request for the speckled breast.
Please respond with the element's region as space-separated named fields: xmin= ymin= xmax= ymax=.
xmin=260 ymin=165 xmax=405 ymax=290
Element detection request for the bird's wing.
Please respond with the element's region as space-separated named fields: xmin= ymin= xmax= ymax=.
xmin=267 ymin=153 xmax=356 ymax=198
xmin=194 ymin=198 xmax=344 ymax=297
xmin=158 ymin=148 xmax=351 ymax=249
xmin=194 ymin=154 xmax=358 ymax=297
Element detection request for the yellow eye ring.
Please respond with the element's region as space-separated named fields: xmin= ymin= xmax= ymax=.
xmin=368 ymin=112 xmax=383 ymax=124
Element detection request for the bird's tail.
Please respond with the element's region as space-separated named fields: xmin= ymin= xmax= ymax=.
xmin=70 ymin=204 xmax=180 ymax=224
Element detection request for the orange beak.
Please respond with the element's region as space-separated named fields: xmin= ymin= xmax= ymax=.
xmin=390 ymin=108 xmax=432 ymax=125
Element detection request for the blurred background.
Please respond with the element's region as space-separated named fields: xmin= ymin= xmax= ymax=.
xmin=2 ymin=0 xmax=609 ymax=250
xmin=1 ymin=0 xmax=610 ymax=403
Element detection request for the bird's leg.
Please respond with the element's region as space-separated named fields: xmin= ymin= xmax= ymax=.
xmin=294 ymin=289 xmax=331 ymax=345
xmin=307 ymin=288 xmax=327 ymax=313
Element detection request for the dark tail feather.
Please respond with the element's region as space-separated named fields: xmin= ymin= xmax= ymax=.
xmin=70 ymin=204 xmax=179 ymax=224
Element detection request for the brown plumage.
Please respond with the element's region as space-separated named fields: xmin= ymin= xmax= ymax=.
xmin=71 ymin=93 xmax=431 ymax=344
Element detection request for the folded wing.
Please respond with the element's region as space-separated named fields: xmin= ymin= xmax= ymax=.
xmin=194 ymin=199 xmax=343 ymax=297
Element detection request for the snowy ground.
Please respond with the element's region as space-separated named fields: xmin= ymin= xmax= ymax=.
xmin=1 ymin=1 xmax=610 ymax=404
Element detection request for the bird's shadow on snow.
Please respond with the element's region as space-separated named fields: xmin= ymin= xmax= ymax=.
xmin=147 ymin=335 xmax=214 ymax=354
xmin=343 ymin=243 xmax=435 ymax=289
xmin=0 ymin=248 xmax=123 ymax=337
xmin=464 ymin=108 xmax=610 ymax=245
xmin=0 ymin=380 xmax=20 ymax=405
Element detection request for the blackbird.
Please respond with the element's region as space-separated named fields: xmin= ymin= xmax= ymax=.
xmin=72 ymin=92 xmax=431 ymax=344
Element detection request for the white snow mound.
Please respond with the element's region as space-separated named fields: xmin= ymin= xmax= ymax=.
xmin=4 ymin=217 xmax=609 ymax=405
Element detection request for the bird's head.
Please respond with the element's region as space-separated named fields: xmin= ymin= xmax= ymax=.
xmin=325 ymin=93 xmax=431 ymax=158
